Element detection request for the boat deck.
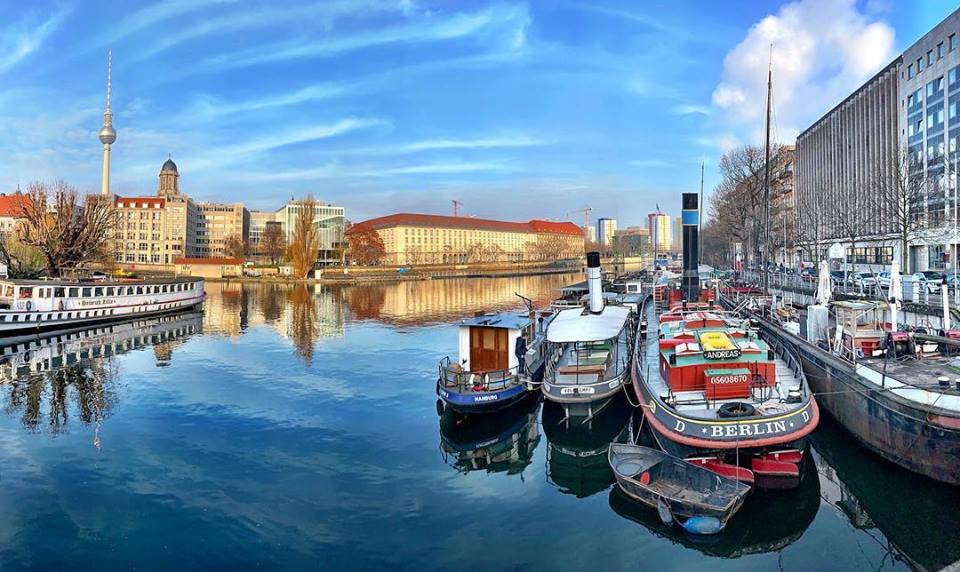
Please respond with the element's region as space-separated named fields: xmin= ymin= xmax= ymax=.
xmin=857 ymin=355 xmax=960 ymax=412
xmin=552 ymin=329 xmax=630 ymax=386
xmin=640 ymin=305 xmax=807 ymax=421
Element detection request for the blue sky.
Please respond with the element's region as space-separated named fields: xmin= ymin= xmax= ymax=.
xmin=0 ymin=1 xmax=956 ymax=224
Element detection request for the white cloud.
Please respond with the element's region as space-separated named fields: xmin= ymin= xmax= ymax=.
xmin=98 ymin=0 xmax=236 ymax=47
xmin=671 ymin=104 xmax=711 ymax=116
xmin=0 ymin=7 xmax=71 ymax=75
xmin=711 ymin=0 xmax=895 ymax=143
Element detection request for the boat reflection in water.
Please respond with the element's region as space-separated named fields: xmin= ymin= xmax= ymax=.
xmin=542 ymin=395 xmax=631 ymax=498
xmin=0 ymin=311 xmax=202 ymax=433
xmin=439 ymin=397 xmax=542 ymax=475
xmin=609 ymin=451 xmax=820 ymax=557
xmin=813 ymin=416 xmax=960 ymax=571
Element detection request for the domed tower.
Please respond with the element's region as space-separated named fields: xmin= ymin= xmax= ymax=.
xmin=158 ymin=156 xmax=179 ymax=195
xmin=98 ymin=49 xmax=116 ymax=196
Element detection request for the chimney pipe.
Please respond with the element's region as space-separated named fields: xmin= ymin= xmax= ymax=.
xmin=586 ymin=251 xmax=603 ymax=313
xmin=682 ymin=192 xmax=700 ymax=302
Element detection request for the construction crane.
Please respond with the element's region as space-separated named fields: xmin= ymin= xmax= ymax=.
xmin=452 ymin=199 xmax=463 ymax=217
xmin=567 ymin=206 xmax=592 ymax=240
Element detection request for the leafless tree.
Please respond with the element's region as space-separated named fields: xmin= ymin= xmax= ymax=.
xmin=261 ymin=223 xmax=286 ymax=266
xmin=287 ymin=196 xmax=320 ymax=279
xmin=14 ymin=181 xmax=120 ymax=277
xmin=872 ymin=146 xmax=936 ymax=271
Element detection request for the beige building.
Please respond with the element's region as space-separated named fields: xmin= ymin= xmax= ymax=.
xmin=115 ymin=158 xmax=249 ymax=270
xmin=353 ymin=213 xmax=583 ymax=266
xmin=249 ymin=210 xmax=283 ymax=256
xmin=174 ymin=257 xmax=242 ymax=279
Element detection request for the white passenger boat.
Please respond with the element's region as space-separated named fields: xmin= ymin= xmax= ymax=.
xmin=0 ymin=277 xmax=205 ymax=334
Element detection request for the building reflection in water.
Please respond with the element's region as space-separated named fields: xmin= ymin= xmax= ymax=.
xmin=0 ymin=312 xmax=203 ymax=433
xmin=344 ymin=273 xmax=581 ymax=325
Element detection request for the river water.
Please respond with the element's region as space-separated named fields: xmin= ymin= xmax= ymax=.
xmin=0 ymin=275 xmax=957 ymax=570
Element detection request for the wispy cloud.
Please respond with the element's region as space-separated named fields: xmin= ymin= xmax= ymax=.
xmin=191 ymin=117 xmax=385 ymax=169
xmin=0 ymin=7 xmax=71 ymax=75
xmin=126 ymin=1 xmax=407 ymax=65
xmin=197 ymin=4 xmax=530 ymax=71
xmin=349 ymin=135 xmax=547 ymax=156
xmin=96 ymin=0 xmax=236 ymax=47
xmin=244 ymin=160 xmax=513 ymax=182
xmin=189 ymin=83 xmax=360 ymax=118
xmin=671 ymin=104 xmax=711 ymax=116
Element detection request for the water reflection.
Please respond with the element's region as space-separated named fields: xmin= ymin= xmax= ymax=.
xmin=0 ymin=311 xmax=202 ymax=433
xmin=439 ymin=397 xmax=541 ymax=476
xmin=813 ymin=417 xmax=960 ymax=571
xmin=541 ymin=396 xmax=631 ymax=498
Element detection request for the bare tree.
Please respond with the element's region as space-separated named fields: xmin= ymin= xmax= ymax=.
xmin=873 ymin=146 xmax=934 ymax=271
xmin=224 ymin=234 xmax=247 ymax=259
xmin=261 ymin=223 xmax=286 ymax=266
xmin=287 ymin=196 xmax=320 ymax=279
xmin=14 ymin=181 xmax=119 ymax=277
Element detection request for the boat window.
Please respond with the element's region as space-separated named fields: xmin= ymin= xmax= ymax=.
xmin=3 ymin=286 xmax=12 ymax=297
xmin=18 ymin=287 xmax=32 ymax=299
xmin=54 ymin=288 xmax=65 ymax=297
xmin=82 ymin=287 xmax=91 ymax=297
xmin=24 ymin=315 xmax=30 ymax=322
xmin=94 ymin=287 xmax=103 ymax=296
xmin=0 ymin=316 xmax=5 ymax=322
xmin=57 ymin=313 xmax=62 ymax=320
xmin=11 ymin=315 xmax=18 ymax=322
xmin=106 ymin=287 xmax=114 ymax=296
xmin=68 ymin=288 xmax=78 ymax=297
xmin=137 ymin=286 xmax=143 ymax=295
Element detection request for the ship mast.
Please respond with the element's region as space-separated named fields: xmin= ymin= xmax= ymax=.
xmin=762 ymin=45 xmax=773 ymax=295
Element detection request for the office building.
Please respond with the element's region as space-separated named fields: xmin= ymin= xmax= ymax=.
xmin=354 ymin=213 xmax=583 ymax=265
xmin=795 ymin=8 xmax=960 ymax=272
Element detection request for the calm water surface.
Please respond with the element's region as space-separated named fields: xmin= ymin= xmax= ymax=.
xmin=0 ymin=275 xmax=958 ymax=570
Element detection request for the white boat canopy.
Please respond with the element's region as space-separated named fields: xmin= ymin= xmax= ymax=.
xmin=547 ymin=305 xmax=631 ymax=343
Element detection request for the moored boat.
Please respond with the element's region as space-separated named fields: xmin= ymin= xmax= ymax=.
xmin=0 ymin=277 xmax=205 ymax=335
xmin=745 ymin=268 xmax=960 ymax=486
xmin=632 ymin=193 xmax=818 ymax=487
xmin=437 ymin=308 xmax=553 ymax=414
xmin=542 ymin=252 xmax=636 ymax=420
xmin=608 ymin=443 xmax=750 ymax=534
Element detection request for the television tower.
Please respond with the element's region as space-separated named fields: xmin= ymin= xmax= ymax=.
xmin=98 ymin=49 xmax=117 ymax=196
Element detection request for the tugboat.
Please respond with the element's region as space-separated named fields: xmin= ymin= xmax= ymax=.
xmin=632 ymin=193 xmax=818 ymax=487
xmin=437 ymin=300 xmax=553 ymax=415
xmin=542 ymin=252 xmax=635 ymax=421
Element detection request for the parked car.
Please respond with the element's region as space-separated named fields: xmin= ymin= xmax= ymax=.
xmin=829 ymin=271 xmax=848 ymax=285
xmin=876 ymin=271 xmax=891 ymax=288
xmin=945 ymin=274 xmax=960 ymax=288
xmin=852 ymin=272 xmax=877 ymax=290
xmin=908 ymin=272 xmax=942 ymax=293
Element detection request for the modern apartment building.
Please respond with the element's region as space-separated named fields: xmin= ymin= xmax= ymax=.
xmin=597 ymin=217 xmax=617 ymax=246
xmin=647 ymin=210 xmax=674 ymax=252
xmin=354 ymin=213 xmax=583 ymax=266
xmin=795 ymin=8 xmax=960 ymax=272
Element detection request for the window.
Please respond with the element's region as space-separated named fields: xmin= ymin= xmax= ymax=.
xmin=81 ymin=288 xmax=91 ymax=297
xmin=939 ymin=42 xmax=945 ymax=59
xmin=94 ymin=287 xmax=102 ymax=296
xmin=928 ymin=50 xmax=934 ymax=66
xmin=952 ymin=34 xmax=958 ymax=51
xmin=68 ymin=288 xmax=78 ymax=297
xmin=919 ymin=57 xmax=924 ymax=72
xmin=106 ymin=287 xmax=114 ymax=296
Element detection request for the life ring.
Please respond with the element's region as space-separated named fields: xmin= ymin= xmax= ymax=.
xmin=25 ymin=301 xmax=31 ymax=311
xmin=717 ymin=402 xmax=756 ymax=418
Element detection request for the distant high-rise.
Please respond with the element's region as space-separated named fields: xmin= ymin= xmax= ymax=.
xmin=597 ymin=218 xmax=617 ymax=246
xmin=647 ymin=210 xmax=673 ymax=252
xmin=98 ymin=49 xmax=117 ymax=196
xmin=586 ymin=225 xmax=597 ymax=244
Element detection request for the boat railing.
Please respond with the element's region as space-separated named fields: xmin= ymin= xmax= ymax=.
xmin=438 ymin=356 xmax=521 ymax=393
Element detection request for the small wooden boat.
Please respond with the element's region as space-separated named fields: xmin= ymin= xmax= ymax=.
xmin=608 ymin=443 xmax=750 ymax=534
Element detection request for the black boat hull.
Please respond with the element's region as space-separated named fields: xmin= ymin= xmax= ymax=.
xmin=761 ymin=321 xmax=960 ymax=486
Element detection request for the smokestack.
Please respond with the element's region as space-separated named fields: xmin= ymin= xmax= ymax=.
xmin=586 ymin=251 xmax=604 ymax=314
xmin=682 ymin=192 xmax=700 ymax=301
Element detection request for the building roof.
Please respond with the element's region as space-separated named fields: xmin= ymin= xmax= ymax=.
xmin=0 ymin=193 xmax=30 ymax=217
xmin=115 ymin=196 xmax=166 ymax=208
xmin=161 ymin=158 xmax=178 ymax=174
xmin=174 ymin=257 xmax=243 ymax=265
xmin=355 ymin=213 xmax=582 ymax=236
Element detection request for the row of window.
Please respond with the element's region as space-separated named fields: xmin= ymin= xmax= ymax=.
xmin=845 ymin=247 xmax=894 ymax=265
xmin=907 ymin=33 xmax=958 ymax=79
xmin=13 ymin=282 xmax=198 ymax=300
xmin=0 ymin=301 xmax=186 ymax=324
